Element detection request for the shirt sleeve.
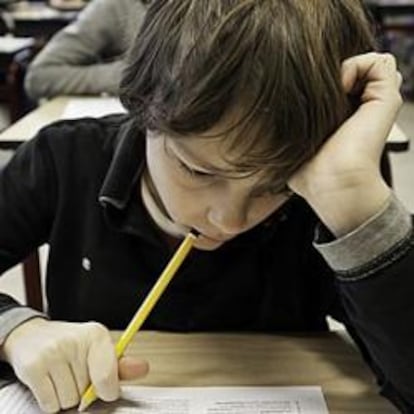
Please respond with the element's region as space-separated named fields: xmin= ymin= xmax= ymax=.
xmin=314 ymin=193 xmax=414 ymax=411
xmin=0 ymin=130 xmax=57 ymax=318
xmin=313 ymin=193 xmax=412 ymax=274
xmin=0 ymin=307 xmax=48 ymax=346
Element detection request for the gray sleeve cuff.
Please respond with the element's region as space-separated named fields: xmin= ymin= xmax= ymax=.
xmin=0 ymin=307 xmax=48 ymax=346
xmin=314 ymin=193 xmax=412 ymax=272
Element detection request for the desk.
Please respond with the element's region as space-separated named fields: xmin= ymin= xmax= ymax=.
xmin=0 ymin=96 xmax=69 ymax=148
xmin=0 ymin=96 xmax=126 ymax=148
xmin=367 ymin=0 xmax=414 ymax=17
xmin=0 ymin=96 xmax=409 ymax=152
xmin=113 ymin=331 xmax=397 ymax=413
xmin=367 ymin=0 xmax=414 ymax=32
xmin=3 ymin=1 xmax=77 ymax=38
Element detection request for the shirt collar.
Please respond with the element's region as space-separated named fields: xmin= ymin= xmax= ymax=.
xmin=98 ymin=117 xmax=145 ymax=209
xmin=97 ymin=117 xmax=170 ymax=248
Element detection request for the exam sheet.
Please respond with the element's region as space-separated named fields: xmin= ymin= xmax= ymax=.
xmin=0 ymin=383 xmax=329 ymax=413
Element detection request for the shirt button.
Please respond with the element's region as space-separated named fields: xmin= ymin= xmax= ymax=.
xmin=279 ymin=214 xmax=288 ymax=222
xmin=82 ymin=257 xmax=92 ymax=271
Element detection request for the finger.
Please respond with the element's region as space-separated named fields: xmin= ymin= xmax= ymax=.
xmin=48 ymin=361 xmax=80 ymax=409
xmin=341 ymin=52 xmax=398 ymax=95
xmin=60 ymin=337 xmax=90 ymax=397
xmin=118 ymin=357 xmax=150 ymax=380
xmin=14 ymin=362 xmax=60 ymax=413
xmin=341 ymin=52 xmax=375 ymax=94
xmin=69 ymin=353 xmax=90 ymax=398
xmin=86 ymin=323 xmax=119 ymax=402
xmin=338 ymin=52 xmax=402 ymax=146
xmin=22 ymin=372 xmax=60 ymax=414
xmin=359 ymin=54 xmax=401 ymax=104
xmin=396 ymin=70 xmax=403 ymax=89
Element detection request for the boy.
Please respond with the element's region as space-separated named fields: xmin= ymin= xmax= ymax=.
xmin=1 ymin=0 xmax=413 ymax=412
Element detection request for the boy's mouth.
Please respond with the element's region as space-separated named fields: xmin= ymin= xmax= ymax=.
xmin=193 ymin=230 xmax=232 ymax=243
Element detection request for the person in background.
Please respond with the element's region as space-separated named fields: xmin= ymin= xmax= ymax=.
xmin=0 ymin=1 xmax=413 ymax=413
xmin=24 ymin=0 xmax=147 ymax=100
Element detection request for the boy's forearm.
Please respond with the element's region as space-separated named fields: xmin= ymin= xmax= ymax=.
xmin=303 ymin=175 xmax=391 ymax=238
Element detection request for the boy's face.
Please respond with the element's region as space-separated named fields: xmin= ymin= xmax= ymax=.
xmin=145 ymin=129 xmax=290 ymax=251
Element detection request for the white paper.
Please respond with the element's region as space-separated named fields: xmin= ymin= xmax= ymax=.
xmin=61 ymin=98 xmax=127 ymax=120
xmin=0 ymin=383 xmax=329 ymax=413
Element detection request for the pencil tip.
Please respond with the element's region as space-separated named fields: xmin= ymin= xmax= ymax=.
xmin=78 ymin=399 xmax=87 ymax=412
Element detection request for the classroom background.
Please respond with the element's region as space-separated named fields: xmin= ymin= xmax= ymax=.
xmin=0 ymin=0 xmax=414 ymax=328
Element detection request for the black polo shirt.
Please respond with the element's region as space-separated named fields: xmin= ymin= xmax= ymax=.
xmin=0 ymin=114 xmax=339 ymax=331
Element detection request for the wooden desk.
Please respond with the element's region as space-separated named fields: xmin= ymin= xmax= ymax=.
xmin=114 ymin=331 xmax=398 ymax=413
xmin=0 ymin=96 xmax=409 ymax=152
xmin=0 ymin=96 xmax=126 ymax=147
xmin=48 ymin=0 xmax=87 ymax=12
xmin=0 ymin=95 xmax=68 ymax=148
xmin=367 ymin=0 xmax=414 ymax=17
xmin=367 ymin=0 xmax=414 ymax=32
xmin=4 ymin=1 xmax=77 ymax=38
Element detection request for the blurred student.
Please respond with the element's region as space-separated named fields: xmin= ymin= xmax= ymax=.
xmin=1 ymin=1 xmax=414 ymax=413
xmin=24 ymin=0 xmax=147 ymax=100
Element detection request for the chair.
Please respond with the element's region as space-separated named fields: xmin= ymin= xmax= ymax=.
xmin=0 ymin=46 xmax=37 ymax=124
xmin=23 ymin=251 xmax=43 ymax=312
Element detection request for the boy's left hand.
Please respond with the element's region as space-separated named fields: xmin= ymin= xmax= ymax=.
xmin=288 ymin=52 xmax=403 ymax=236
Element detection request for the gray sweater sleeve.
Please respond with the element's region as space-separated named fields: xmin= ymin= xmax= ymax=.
xmin=0 ymin=308 xmax=47 ymax=346
xmin=24 ymin=0 xmax=146 ymax=100
xmin=314 ymin=193 xmax=412 ymax=273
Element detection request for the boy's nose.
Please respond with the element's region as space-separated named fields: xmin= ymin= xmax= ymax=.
xmin=207 ymin=203 xmax=248 ymax=236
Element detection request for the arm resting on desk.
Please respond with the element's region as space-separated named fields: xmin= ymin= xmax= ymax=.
xmin=315 ymin=194 xmax=414 ymax=412
xmin=24 ymin=0 xmax=146 ymax=100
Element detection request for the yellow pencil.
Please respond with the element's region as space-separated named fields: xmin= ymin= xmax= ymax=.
xmin=78 ymin=231 xmax=198 ymax=412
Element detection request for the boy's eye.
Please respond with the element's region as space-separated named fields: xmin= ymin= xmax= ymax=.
xmin=177 ymin=159 xmax=214 ymax=179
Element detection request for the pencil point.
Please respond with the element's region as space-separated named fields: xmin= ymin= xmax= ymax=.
xmin=78 ymin=399 xmax=88 ymax=412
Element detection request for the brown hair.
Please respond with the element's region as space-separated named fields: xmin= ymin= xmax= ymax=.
xmin=120 ymin=0 xmax=375 ymax=189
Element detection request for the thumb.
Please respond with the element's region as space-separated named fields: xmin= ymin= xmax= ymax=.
xmin=118 ymin=356 xmax=150 ymax=380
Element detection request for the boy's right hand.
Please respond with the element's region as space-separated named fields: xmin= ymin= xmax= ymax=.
xmin=1 ymin=318 xmax=149 ymax=413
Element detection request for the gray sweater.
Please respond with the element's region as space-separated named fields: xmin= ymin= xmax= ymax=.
xmin=24 ymin=0 xmax=146 ymax=100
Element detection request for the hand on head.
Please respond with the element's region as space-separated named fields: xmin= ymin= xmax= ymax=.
xmin=1 ymin=318 xmax=149 ymax=413
xmin=288 ymin=52 xmax=402 ymax=236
